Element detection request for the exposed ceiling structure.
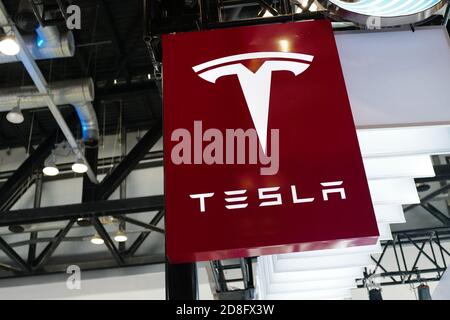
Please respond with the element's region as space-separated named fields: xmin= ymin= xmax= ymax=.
xmin=0 ymin=0 xmax=449 ymax=300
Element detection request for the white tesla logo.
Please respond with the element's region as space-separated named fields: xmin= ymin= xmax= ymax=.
xmin=193 ymin=52 xmax=314 ymax=153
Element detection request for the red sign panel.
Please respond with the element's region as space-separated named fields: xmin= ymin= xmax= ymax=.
xmin=163 ymin=20 xmax=378 ymax=263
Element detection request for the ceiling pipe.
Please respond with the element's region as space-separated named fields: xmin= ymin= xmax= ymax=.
xmin=0 ymin=0 xmax=98 ymax=183
xmin=0 ymin=3 xmax=75 ymax=63
xmin=0 ymin=78 xmax=99 ymax=141
xmin=0 ymin=27 xmax=75 ymax=63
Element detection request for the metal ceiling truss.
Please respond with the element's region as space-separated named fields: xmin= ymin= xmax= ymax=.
xmin=0 ymin=150 xmax=164 ymax=184
xmin=405 ymin=163 xmax=450 ymax=219
xmin=0 ymin=117 xmax=163 ymax=278
xmin=94 ymin=120 xmax=162 ymax=201
xmin=0 ymin=196 xmax=164 ymax=227
xmin=0 ymin=195 xmax=164 ymax=275
xmin=147 ymin=0 xmax=324 ymax=34
xmin=358 ymin=227 xmax=450 ymax=288
xmin=0 ymin=126 xmax=65 ymax=212
xmin=29 ymin=0 xmax=70 ymax=27
xmin=358 ymin=164 xmax=450 ymax=289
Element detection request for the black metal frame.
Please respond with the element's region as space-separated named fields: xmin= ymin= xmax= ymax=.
xmin=29 ymin=0 xmax=70 ymax=27
xmin=358 ymin=227 xmax=450 ymax=288
xmin=359 ymin=163 xmax=450 ymax=288
xmin=0 ymin=112 xmax=163 ymax=275
xmin=210 ymin=258 xmax=255 ymax=300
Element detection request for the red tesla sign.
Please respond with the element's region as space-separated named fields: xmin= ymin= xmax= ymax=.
xmin=163 ymin=20 xmax=378 ymax=263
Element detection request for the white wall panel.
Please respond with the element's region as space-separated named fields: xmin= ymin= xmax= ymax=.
xmin=336 ymin=27 xmax=450 ymax=128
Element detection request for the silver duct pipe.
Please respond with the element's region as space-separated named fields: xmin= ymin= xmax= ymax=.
xmin=0 ymin=78 xmax=99 ymax=141
xmin=0 ymin=26 xmax=75 ymax=64
xmin=73 ymin=102 xmax=99 ymax=141
xmin=0 ymin=3 xmax=75 ymax=63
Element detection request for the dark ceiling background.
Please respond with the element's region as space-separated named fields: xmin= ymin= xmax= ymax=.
xmin=0 ymin=0 xmax=160 ymax=151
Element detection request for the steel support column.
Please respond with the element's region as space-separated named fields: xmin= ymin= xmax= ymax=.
xmin=28 ymin=172 xmax=43 ymax=264
xmin=166 ymin=262 xmax=198 ymax=300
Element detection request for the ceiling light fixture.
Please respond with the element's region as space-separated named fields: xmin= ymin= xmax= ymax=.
xmin=6 ymin=105 xmax=24 ymax=124
xmin=317 ymin=0 xmax=446 ymax=27
xmin=72 ymin=155 xmax=88 ymax=173
xmin=0 ymin=35 xmax=20 ymax=56
xmin=90 ymin=234 xmax=104 ymax=245
xmin=113 ymin=229 xmax=128 ymax=242
xmin=43 ymin=154 xmax=59 ymax=176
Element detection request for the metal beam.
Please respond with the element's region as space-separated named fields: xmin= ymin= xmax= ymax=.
xmin=96 ymin=121 xmax=162 ymax=200
xmin=118 ymin=215 xmax=164 ymax=234
xmin=0 ymin=254 xmax=165 ymax=280
xmin=126 ymin=209 xmax=164 ymax=256
xmin=0 ymin=195 xmax=164 ymax=227
xmin=98 ymin=0 xmax=132 ymax=82
xmin=32 ymin=219 xmax=76 ymax=270
xmin=443 ymin=1 xmax=450 ymax=26
xmin=256 ymin=0 xmax=279 ymax=15
xmin=207 ymin=11 xmax=324 ymax=29
xmin=0 ymin=237 xmax=31 ymax=273
xmin=0 ymin=262 xmax=22 ymax=274
xmin=0 ymin=154 xmax=163 ymax=185
xmin=421 ymin=203 xmax=450 ymax=226
xmin=0 ymin=130 xmax=57 ymax=211
xmin=405 ymin=183 xmax=450 ymax=212
xmin=82 ymin=140 xmax=99 ymax=203
xmin=28 ymin=172 xmax=43 ymax=264
xmin=119 ymin=127 xmax=127 ymax=253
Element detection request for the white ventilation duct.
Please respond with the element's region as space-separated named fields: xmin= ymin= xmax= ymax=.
xmin=0 ymin=78 xmax=99 ymax=141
